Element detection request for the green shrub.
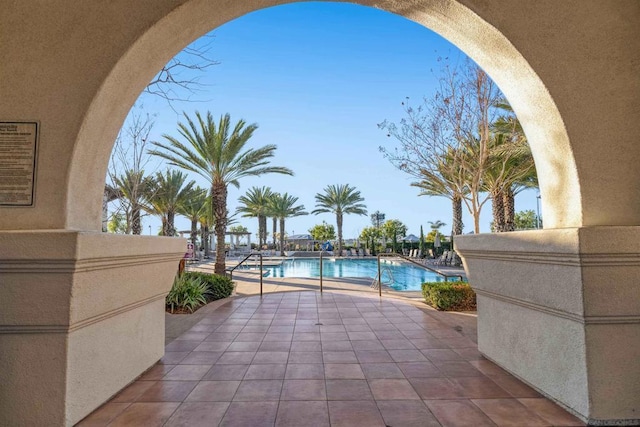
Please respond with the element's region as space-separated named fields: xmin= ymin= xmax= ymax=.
xmin=182 ymin=271 xmax=235 ymax=301
xmin=166 ymin=275 xmax=209 ymax=313
xmin=421 ymin=281 xmax=476 ymax=311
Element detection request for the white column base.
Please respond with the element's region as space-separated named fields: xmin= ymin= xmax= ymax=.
xmin=456 ymin=227 xmax=640 ymax=426
xmin=0 ymin=231 xmax=185 ymax=426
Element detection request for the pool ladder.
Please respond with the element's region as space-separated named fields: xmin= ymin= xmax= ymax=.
xmin=371 ymin=265 xmax=394 ymax=290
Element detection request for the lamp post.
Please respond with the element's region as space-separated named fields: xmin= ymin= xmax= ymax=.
xmin=536 ymin=194 xmax=541 ymax=229
xmin=148 ymin=225 xmax=151 ymax=235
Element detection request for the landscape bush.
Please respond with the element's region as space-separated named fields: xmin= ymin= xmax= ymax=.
xmin=421 ymin=281 xmax=476 ymax=311
xmin=166 ymin=274 xmax=209 ymax=313
xmin=182 ymin=271 xmax=235 ymax=301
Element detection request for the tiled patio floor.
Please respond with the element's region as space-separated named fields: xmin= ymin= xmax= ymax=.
xmin=78 ymin=291 xmax=585 ymax=426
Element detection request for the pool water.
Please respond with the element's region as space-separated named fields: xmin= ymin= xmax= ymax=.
xmin=259 ymin=258 xmax=446 ymax=291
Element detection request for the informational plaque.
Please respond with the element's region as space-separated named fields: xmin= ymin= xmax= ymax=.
xmin=0 ymin=122 xmax=38 ymax=206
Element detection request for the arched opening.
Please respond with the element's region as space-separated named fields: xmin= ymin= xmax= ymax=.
xmin=69 ymin=0 xmax=577 ymax=233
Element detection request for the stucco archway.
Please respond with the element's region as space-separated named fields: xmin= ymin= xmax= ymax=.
xmin=1 ymin=1 xmax=638 ymax=425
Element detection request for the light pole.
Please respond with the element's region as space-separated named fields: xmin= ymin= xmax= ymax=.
xmin=148 ymin=225 xmax=151 ymax=235
xmin=536 ymin=193 xmax=541 ymax=229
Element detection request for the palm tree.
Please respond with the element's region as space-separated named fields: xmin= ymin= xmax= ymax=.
xmin=269 ymin=193 xmax=308 ymax=256
xmin=312 ymin=184 xmax=367 ymax=256
xmin=236 ymin=186 xmax=272 ymax=249
xmin=149 ymin=111 xmax=294 ymax=274
xmin=144 ymin=170 xmax=195 ymax=236
xmin=111 ymin=169 xmax=154 ymax=234
xmin=177 ymin=186 xmax=208 ymax=245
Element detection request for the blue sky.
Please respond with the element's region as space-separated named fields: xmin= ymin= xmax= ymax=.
xmin=119 ymin=2 xmax=539 ymax=239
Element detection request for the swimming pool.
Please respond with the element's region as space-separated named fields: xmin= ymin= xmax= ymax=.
xmin=256 ymin=258 xmax=446 ymax=291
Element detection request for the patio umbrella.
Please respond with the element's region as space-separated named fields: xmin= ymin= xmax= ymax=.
xmin=402 ymin=234 xmax=420 ymax=243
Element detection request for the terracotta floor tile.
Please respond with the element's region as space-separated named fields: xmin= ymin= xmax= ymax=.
xmin=376 ymin=332 xmax=408 ymax=341
xmin=163 ymin=365 xmax=211 ymax=381
xmin=410 ymin=337 xmax=447 ymax=349
xmin=355 ymin=350 xmax=394 ymax=363
xmin=251 ymin=351 xmax=289 ymax=364
xmin=220 ymin=401 xmax=278 ymax=427
xmin=185 ymin=381 xmax=240 ymax=401
xmin=425 ymin=399 xmax=497 ymax=426
xmin=350 ymin=340 xmax=384 ymax=350
xmin=174 ymin=332 xmax=210 ymax=342
xmin=453 ymin=347 xmax=485 ymax=360
xmin=368 ymin=378 xmax=420 ymax=400
xmin=108 ymin=402 xmax=180 ymax=426
xmin=445 ymin=336 xmax=478 ymax=348
xmin=321 ymin=340 xmax=353 ymax=351
xmin=290 ymin=341 xmax=322 ymax=352
xmin=226 ymin=341 xmax=261 ymax=352
xmin=321 ymin=332 xmax=349 ymax=341
xmin=215 ymin=325 xmax=244 ymax=333
xmin=451 ymin=376 xmax=513 ymax=398
xmin=361 ymin=363 xmax=405 ymax=379
xmin=322 ymin=351 xmax=358 ymax=363
xmin=244 ymin=363 xmax=287 ymax=380
xmin=328 ymin=400 xmax=386 ymax=427
xmin=76 ymin=402 xmax=130 ymax=426
xmin=347 ymin=331 xmax=378 ymax=340
xmin=165 ymin=340 xmax=201 ymax=352
xmin=518 ymin=398 xmax=586 ymax=426
xmin=234 ymin=379 xmax=283 ymax=401
xmin=160 ymin=352 xmax=189 ymax=365
xmin=111 ymin=381 xmax=156 ymax=403
xmin=138 ymin=364 xmax=175 ymax=381
xmin=409 ymin=378 xmax=466 ymax=399
xmin=205 ymin=332 xmax=239 ymax=342
xmin=216 ymin=351 xmax=256 ymax=364
xmin=468 ymin=359 xmax=509 ymax=376
xmin=193 ymin=341 xmax=232 ymax=352
xmin=203 ymin=364 xmax=249 ymax=381
xmin=377 ymin=400 xmax=442 ymax=427
xmin=326 ymin=379 xmax=373 ymax=400
xmin=434 ymin=361 xmax=483 ymax=377
xmin=285 ymin=363 xmax=325 ymax=379
xmin=164 ymin=402 xmax=230 ymax=427
xmin=136 ymin=381 xmax=198 ymax=402
xmin=397 ymin=361 xmax=443 ymax=378
xmin=471 ymin=398 xmax=549 ymax=426
xmin=179 ymin=351 xmax=222 ymax=365
xmin=388 ymin=349 xmax=428 ymax=363
xmin=422 ymin=348 xmax=464 ymax=362
xmin=281 ymin=379 xmax=327 ymax=400
xmin=276 ymin=401 xmax=330 ymax=427
xmin=288 ymin=351 xmax=323 ymax=364
xmin=324 ymin=363 xmax=365 ymax=379
xmin=259 ymin=340 xmax=292 ymax=351
xmin=490 ymin=374 xmax=542 ymax=398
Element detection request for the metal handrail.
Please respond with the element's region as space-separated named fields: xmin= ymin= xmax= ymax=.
xmin=377 ymin=252 xmax=464 ymax=283
xmin=227 ymin=252 xmax=264 ymax=296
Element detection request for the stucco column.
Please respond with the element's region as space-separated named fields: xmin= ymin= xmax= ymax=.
xmin=0 ymin=231 xmax=185 ymax=426
xmin=456 ymin=227 xmax=640 ymax=426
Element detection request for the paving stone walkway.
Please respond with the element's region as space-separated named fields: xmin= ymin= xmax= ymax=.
xmin=78 ymin=290 xmax=584 ymax=426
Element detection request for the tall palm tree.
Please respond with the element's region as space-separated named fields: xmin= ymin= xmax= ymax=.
xmin=177 ymin=186 xmax=208 ymax=245
xmin=144 ymin=170 xmax=195 ymax=236
xmin=236 ymin=186 xmax=272 ymax=249
xmin=269 ymin=193 xmax=308 ymax=256
xmin=149 ymin=111 xmax=294 ymax=274
xmin=312 ymin=184 xmax=367 ymax=256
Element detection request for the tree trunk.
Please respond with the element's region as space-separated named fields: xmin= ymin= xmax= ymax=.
xmin=503 ymin=186 xmax=515 ymax=231
xmin=202 ymin=222 xmax=210 ymax=258
xmin=336 ymin=213 xmax=343 ymax=256
xmin=167 ymin=211 xmax=175 ymax=236
xmin=190 ymin=218 xmax=198 ymax=246
xmin=279 ymin=217 xmax=286 ymax=256
xmin=161 ymin=216 xmax=168 ymax=236
xmin=452 ymin=195 xmax=463 ymax=235
xmin=131 ymin=206 xmax=141 ymax=235
xmin=272 ymin=217 xmax=277 ymax=248
xmin=492 ymin=189 xmax=505 ymax=232
xmin=213 ymin=182 xmax=228 ymax=275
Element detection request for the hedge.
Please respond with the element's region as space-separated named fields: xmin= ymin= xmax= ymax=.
xmin=421 ymin=281 xmax=476 ymax=311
